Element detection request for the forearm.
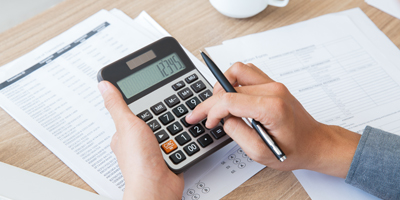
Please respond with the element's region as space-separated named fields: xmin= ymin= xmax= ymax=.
xmin=308 ymin=124 xmax=361 ymax=179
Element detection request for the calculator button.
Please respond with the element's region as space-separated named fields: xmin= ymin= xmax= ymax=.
xmin=169 ymin=150 xmax=186 ymax=164
xmin=185 ymin=74 xmax=198 ymax=83
xmin=189 ymin=124 xmax=205 ymax=137
xmin=150 ymin=102 xmax=167 ymax=115
xmin=164 ymin=94 xmax=180 ymax=108
xmin=162 ymin=139 xmax=178 ymax=154
xmin=199 ymin=89 xmax=212 ymax=101
xmin=137 ymin=109 xmax=153 ymax=122
xmin=183 ymin=142 xmax=200 ymax=156
xmin=158 ymin=112 xmax=175 ymax=125
xmin=172 ymin=81 xmax=185 ymax=91
xmin=197 ymin=134 xmax=213 ymax=147
xmin=186 ymin=97 xmax=201 ymax=110
xmin=178 ymin=87 xmax=193 ymax=100
xmin=180 ymin=117 xmax=192 ymax=127
xmin=175 ymin=132 xmax=192 ymax=145
xmin=147 ymin=119 xmax=161 ymax=132
xmin=201 ymin=119 xmax=209 ymax=129
xmin=172 ymin=104 xmax=188 ymax=117
xmin=167 ymin=122 xmax=183 ymax=135
xmin=190 ymin=80 xmax=206 ymax=93
xmin=155 ymin=130 xmax=169 ymax=143
xmin=211 ymin=126 xmax=226 ymax=139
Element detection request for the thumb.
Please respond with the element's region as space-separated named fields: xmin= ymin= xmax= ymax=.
xmin=98 ymin=81 xmax=138 ymax=129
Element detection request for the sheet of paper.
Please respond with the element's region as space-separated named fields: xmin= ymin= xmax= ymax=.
xmin=366 ymin=0 xmax=400 ymax=20
xmin=206 ymin=8 xmax=400 ymax=200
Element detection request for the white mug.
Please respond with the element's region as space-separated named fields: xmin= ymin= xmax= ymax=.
xmin=210 ymin=0 xmax=289 ymax=18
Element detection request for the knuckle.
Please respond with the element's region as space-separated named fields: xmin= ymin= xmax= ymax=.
xmin=270 ymin=82 xmax=289 ymax=94
xmin=221 ymin=93 xmax=236 ymax=105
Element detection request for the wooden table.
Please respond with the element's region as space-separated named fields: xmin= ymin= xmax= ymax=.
xmin=0 ymin=0 xmax=399 ymax=199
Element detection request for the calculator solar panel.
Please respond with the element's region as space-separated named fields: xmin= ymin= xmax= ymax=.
xmin=98 ymin=37 xmax=232 ymax=173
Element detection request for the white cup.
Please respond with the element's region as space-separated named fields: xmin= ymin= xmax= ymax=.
xmin=210 ymin=0 xmax=289 ymax=18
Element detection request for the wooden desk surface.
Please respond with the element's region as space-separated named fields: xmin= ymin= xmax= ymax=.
xmin=0 ymin=0 xmax=399 ymax=199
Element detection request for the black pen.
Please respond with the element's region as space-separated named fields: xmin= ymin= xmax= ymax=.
xmin=200 ymin=51 xmax=286 ymax=162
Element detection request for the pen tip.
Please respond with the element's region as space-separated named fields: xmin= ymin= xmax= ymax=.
xmin=199 ymin=50 xmax=203 ymax=54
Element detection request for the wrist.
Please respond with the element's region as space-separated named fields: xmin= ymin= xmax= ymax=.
xmin=308 ymin=124 xmax=361 ymax=178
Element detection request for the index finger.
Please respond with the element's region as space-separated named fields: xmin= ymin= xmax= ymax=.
xmin=213 ymin=62 xmax=274 ymax=94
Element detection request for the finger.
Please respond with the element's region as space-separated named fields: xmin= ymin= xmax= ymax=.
xmin=205 ymin=93 xmax=286 ymax=128
xmin=98 ymin=81 xmax=141 ymax=129
xmin=213 ymin=62 xmax=274 ymax=94
xmin=223 ymin=117 xmax=273 ymax=162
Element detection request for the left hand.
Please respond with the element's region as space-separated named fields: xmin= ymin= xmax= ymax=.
xmin=98 ymin=81 xmax=184 ymax=200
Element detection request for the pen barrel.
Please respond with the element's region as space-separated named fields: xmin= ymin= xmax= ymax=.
xmin=248 ymin=118 xmax=286 ymax=162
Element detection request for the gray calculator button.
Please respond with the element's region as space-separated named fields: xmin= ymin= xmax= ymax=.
xmin=191 ymin=80 xmax=206 ymax=93
xmin=158 ymin=112 xmax=175 ymax=125
xmin=202 ymin=187 xmax=210 ymax=193
xmin=164 ymin=94 xmax=180 ymax=108
xmin=147 ymin=119 xmax=161 ymax=132
xmin=167 ymin=122 xmax=183 ymax=135
xmin=151 ymin=102 xmax=167 ymax=115
xmin=186 ymin=97 xmax=201 ymax=110
xmin=155 ymin=130 xmax=169 ymax=143
xmin=210 ymin=126 xmax=226 ymax=139
xmin=187 ymin=189 xmax=195 ymax=196
xmin=197 ymin=182 xmax=205 ymax=189
xmin=172 ymin=81 xmax=185 ymax=91
xmin=233 ymin=158 xmax=241 ymax=164
xmin=199 ymin=89 xmax=212 ymax=101
xmin=178 ymin=87 xmax=193 ymax=100
xmin=137 ymin=109 xmax=153 ymax=122
xmin=185 ymin=74 xmax=198 ymax=83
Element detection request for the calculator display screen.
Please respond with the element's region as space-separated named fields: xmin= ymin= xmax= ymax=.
xmin=117 ymin=52 xmax=186 ymax=99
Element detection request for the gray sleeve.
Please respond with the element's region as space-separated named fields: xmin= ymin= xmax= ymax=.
xmin=345 ymin=126 xmax=400 ymax=199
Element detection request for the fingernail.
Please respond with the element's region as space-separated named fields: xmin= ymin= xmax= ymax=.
xmin=186 ymin=112 xmax=192 ymax=119
xmin=98 ymin=81 xmax=109 ymax=94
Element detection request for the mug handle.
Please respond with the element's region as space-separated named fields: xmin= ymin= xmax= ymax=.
xmin=268 ymin=0 xmax=289 ymax=7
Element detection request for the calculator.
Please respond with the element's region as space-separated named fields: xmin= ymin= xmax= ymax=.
xmin=97 ymin=37 xmax=232 ymax=173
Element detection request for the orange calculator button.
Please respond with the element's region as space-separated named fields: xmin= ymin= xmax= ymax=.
xmin=161 ymin=139 xmax=177 ymax=154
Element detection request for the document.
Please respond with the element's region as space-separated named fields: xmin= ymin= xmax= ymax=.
xmin=366 ymin=0 xmax=400 ymax=20
xmin=205 ymin=8 xmax=400 ymax=200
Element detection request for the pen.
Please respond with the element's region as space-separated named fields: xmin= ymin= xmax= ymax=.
xmin=200 ymin=51 xmax=287 ymax=162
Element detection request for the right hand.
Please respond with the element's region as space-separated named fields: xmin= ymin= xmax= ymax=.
xmin=186 ymin=62 xmax=361 ymax=178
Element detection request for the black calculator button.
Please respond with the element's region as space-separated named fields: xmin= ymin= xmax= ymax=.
xmin=155 ymin=130 xmax=169 ymax=143
xmin=185 ymin=74 xmax=198 ymax=83
xmin=186 ymin=97 xmax=201 ymax=110
xmin=137 ymin=109 xmax=153 ymax=122
xmin=191 ymin=80 xmax=206 ymax=93
xmin=202 ymin=119 xmax=209 ymax=129
xmin=169 ymin=150 xmax=186 ymax=164
xmin=172 ymin=104 xmax=188 ymax=117
xmin=172 ymin=81 xmax=185 ymax=91
xmin=164 ymin=94 xmax=180 ymax=108
xmin=211 ymin=126 xmax=226 ymax=139
xmin=189 ymin=124 xmax=205 ymax=137
xmin=180 ymin=117 xmax=192 ymax=127
xmin=199 ymin=89 xmax=212 ymax=101
xmin=197 ymin=134 xmax=213 ymax=147
xmin=158 ymin=112 xmax=175 ymax=125
xmin=147 ymin=119 xmax=161 ymax=132
xmin=175 ymin=132 xmax=191 ymax=146
xmin=150 ymin=102 xmax=167 ymax=115
xmin=177 ymin=87 xmax=193 ymax=100
xmin=183 ymin=142 xmax=200 ymax=156
xmin=167 ymin=122 xmax=183 ymax=135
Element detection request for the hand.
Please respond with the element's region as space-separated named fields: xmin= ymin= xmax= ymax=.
xmin=98 ymin=81 xmax=184 ymax=200
xmin=186 ymin=62 xmax=361 ymax=178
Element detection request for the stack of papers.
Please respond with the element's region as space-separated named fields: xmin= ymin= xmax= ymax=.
xmin=0 ymin=9 xmax=264 ymax=200
xmin=205 ymin=8 xmax=400 ymax=200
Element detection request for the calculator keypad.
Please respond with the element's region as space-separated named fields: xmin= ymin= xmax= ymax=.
xmin=132 ymin=71 xmax=230 ymax=171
